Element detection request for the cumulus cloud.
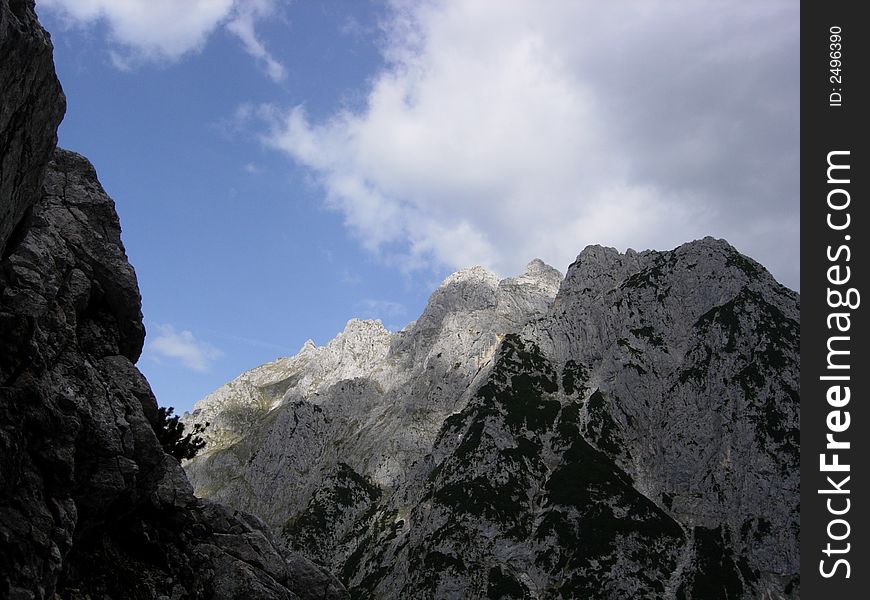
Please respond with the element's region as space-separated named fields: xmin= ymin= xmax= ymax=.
xmin=146 ymin=324 xmax=223 ymax=372
xmin=260 ymin=0 xmax=800 ymax=288
xmin=40 ymin=0 xmax=286 ymax=80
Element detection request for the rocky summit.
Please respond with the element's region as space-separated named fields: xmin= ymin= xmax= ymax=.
xmin=0 ymin=1 xmax=345 ymax=598
xmin=184 ymin=240 xmax=799 ymax=598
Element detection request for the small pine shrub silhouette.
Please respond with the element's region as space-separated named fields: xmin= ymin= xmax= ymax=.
xmin=155 ymin=406 xmax=209 ymax=460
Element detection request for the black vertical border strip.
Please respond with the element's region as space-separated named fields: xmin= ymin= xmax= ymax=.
xmin=801 ymin=2 xmax=868 ymax=597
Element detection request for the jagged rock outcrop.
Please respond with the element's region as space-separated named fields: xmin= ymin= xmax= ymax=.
xmin=533 ymin=241 xmax=800 ymax=590
xmin=0 ymin=0 xmax=65 ymax=259
xmin=0 ymin=146 xmax=347 ymax=599
xmin=184 ymin=260 xmax=563 ymax=529
xmin=0 ymin=3 xmax=346 ymax=598
xmin=186 ymin=240 xmax=799 ymax=599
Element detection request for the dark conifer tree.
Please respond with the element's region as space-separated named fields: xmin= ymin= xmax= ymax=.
xmin=155 ymin=406 xmax=209 ymax=460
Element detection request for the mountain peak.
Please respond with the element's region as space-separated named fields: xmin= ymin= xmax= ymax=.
xmin=518 ymin=258 xmax=563 ymax=287
xmin=574 ymin=243 xmax=624 ymax=264
xmin=184 ymin=240 xmax=799 ymax=599
xmin=340 ymin=317 xmax=388 ymax=334
xmin=523 ymin=257 xmax=549 ymax=272
xmin=437 ymin=265 xmax=500 ymax=290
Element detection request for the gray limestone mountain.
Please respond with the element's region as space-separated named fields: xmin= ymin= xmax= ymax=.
xmin=184 ymin=260 xmax=563 ymax=524
xmin=183 ymin=240 xmax=799 ymax=599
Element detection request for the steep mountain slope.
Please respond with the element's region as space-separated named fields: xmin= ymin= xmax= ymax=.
xmin=184 ymin=261 xmax=563 ymax=527
xmin=184 ymin=240 xmax=799 ymax=598
xmin=0 ymin=2 xmax=346 ymax=597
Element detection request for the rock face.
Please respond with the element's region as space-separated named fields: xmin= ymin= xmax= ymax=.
xmin=184 ymin=260 xmax=562 ymax=528
xmin=185 ymin=241 xmax=799 ymax=598
xmin=0 ymin=0 xmax=65 ymax=259
xmin=0 ymin=3 xmax=346 ymax=598
xmin=0 ymin=148 xmax=347 ymax=600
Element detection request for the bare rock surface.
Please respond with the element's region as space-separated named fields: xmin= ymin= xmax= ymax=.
xmin=0 ymin=147 xmax=347 ymax=599
xmin=0 ymin=5 xmax=347 ymax=597
xmin=0 ymin=0 xmax=64 ymax=258
xmin=184 ymin=258 xmax=563 ymax=529
xmin=186 ymin=240 xmax=799 ymax=599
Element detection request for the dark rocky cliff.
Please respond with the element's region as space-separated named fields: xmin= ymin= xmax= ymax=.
xmin=0 ymin=0 xmax=64 ymax=259
xmin=0 ymin=2 xmax=346 ymax=598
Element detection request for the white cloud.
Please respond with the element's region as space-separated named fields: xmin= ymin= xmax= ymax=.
xmin=146 ymin=324 xmax=223 ymax=372
xmin=260 ymin=0 xmax=800 ymax=289
xmin=40 ymin=0 xmax=287 ymax=80
xmin=40 ymin=0 xmax=234 ymax=60
xmin=225 ymin=0 xmax=286 ymax=82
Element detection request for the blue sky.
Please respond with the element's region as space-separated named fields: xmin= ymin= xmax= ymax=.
xmin=37 ymin=0 xmax=800 ymax=414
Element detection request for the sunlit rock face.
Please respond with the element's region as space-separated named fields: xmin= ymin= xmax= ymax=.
xmin=185 ymin=238 xmax=799 ymax=599
xmin=184 ymin=259 xmax=563 ymax=525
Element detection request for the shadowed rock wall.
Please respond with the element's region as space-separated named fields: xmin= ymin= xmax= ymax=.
xmin=0 ymin=2 xmax=346 ymax=598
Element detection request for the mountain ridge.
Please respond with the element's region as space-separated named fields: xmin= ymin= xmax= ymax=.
xmin=184 ymin=237 xmax=799 ymax=599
